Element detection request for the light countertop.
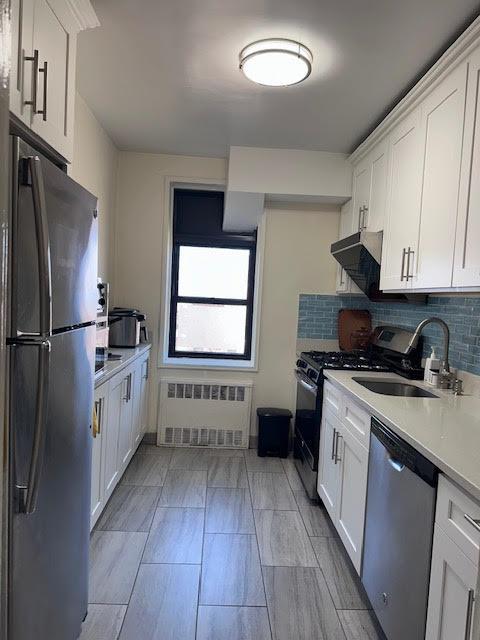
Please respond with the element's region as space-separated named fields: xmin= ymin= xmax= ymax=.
xmin=324 ymin=370 xmax=480 ymax=503
xmin=95 ymin=343 xmax=151 ymax=388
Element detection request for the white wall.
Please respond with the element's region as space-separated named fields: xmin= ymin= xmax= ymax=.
xmin=114 ymin=151 xmax=340 ymax=437
xmin=70 ymin=93 xmax=119 ymax=284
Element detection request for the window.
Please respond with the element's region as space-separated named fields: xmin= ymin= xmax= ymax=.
xmin=168 ymin=189 xmax=256 ymax=360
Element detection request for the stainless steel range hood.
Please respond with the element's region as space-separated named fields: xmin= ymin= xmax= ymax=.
xmin=331 ymin=231 xmax=426 ymax=303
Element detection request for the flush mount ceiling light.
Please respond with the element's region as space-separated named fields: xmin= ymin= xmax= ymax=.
xmin=239 ymin=38 xmax=313 ymax=87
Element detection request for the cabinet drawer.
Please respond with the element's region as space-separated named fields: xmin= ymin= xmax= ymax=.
xmin=323 ymin=381 xmax=343 ymax=417
xmin=342 ymin=397 xmax=371 ymax=448
xmin=436 ymin=474 xmax=480 ymax=565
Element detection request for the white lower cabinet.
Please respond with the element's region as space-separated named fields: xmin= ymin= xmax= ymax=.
xmin=90 ymin=349 xmax=151 ymax=530
xmin=116 ymin=369 xmax=134 ymax=471
xmin=317 ymin=409 xmax=341 ymax=518
xmin=336 ymin=426 xmax=369 ymax=573
xmin=426 ymin=525 xmax=477 ymax=640
xmin=317 ymin=392 xmax=369 ymax=574
xmin=426 ymin=475 xmax=480 ymax=640
xmin=91 ymin=383 xmax=107 ymax=528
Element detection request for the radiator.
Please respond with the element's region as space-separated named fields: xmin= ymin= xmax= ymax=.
xmin=157 ymin=378 xmax=253 ymax=449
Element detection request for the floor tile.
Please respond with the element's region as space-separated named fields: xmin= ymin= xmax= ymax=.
xmin=205 ymin=447 xmax=246 ymax=458
xmin=281 ymin=458 xmax=304 ymax=491
xmin=295 ymin=496 xmax=337 ymax=537
xmin=89 ymin=531 xmax=148 ymax=604
xmin=118 ymin=564 xmax=199 ymax=640
xmin=96 ymin=485 xmax=160 ymax=532
xmin=263 ymin=566 xmax=345 ymax=640
xmin=169 ymin=448 xmax=210 ymax=470
xmin=138 ymin=444 xmax=173 ymax=459
xmin=245 ymin=450 xmax=285 ymax=473
xmin=207 ymin=456 xmax=248 ymax=488
xmin=338 ymin=610 xmax=384 ymax=640
xmin=158 ymin=468 xmax=207 ymax=508
xmin=121 ymin=454 xmax=168 ymax=486
xmin=79 ymin=604 xmax=127 ymax=640
xmin=196 ymin=606 xmax=272 ymax=640
xmin=200 ymin=533 xmax=265 ymax=606
xmin=249 ymin=472 xmax=297 ymax=510
xmin=254 ymin=510 xmax=317 ymax=567
xmin=311 ymin=537 xmax=370 ymax=609
xmin=142 ymin=507 xmax=204 ymax=564
xmin=205 ymin=488 xmax=255 ymax=534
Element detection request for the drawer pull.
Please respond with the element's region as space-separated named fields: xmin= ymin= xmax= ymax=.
xmin=464 ymin=513 xmax=480 ymax=533
xmin=334 ymin=432 xmax=342 ymax=464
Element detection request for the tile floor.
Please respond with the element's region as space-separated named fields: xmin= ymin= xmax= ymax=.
xmin=80 ymin=446 xmax=385 ymax=640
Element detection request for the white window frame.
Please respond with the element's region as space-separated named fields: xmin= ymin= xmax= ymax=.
xmin=158 ymin=176 xmax=264 ymax=371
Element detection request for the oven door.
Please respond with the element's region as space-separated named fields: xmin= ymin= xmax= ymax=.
xmin=294 ymin=369 xmax=321 ymax=470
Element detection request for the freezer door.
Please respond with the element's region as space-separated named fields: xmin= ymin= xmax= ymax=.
xmin=11 ymin=136 xmax=98 ymax=334
xmin=9 ymin=326 xmax=95 ymax=640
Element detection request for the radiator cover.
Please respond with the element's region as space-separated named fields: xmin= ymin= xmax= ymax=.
xmin=157 ymin=378 xmax=253 ymax=449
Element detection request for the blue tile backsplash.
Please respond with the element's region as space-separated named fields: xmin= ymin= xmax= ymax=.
xmin=297 ymin=294 xmax=480 ymax=376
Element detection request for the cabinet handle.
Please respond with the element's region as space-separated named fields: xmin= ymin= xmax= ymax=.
xmin=464 ymin=588 xmax=475 ymax=640
xmin=143 ymin=361 xmax=149 ymax=380
xmin=464 ymin=513 xmax=480 ymax=533
xmin=24 ymin=49 xmax=39 ymax=111
xmin=122 ymin=377 xmax=129 ymax=402
xmin=97 ymin=398 xmax=102 ymax=435
xmin=331 ymin=428 xmax=336 ymax=460
xmin=363 ymin=206 xmax=369 ymax=230
xmin=400 ymin=248 xmax=407 ymax=281
xmin=128 ymin=373 xmax=132 ymax=401
xmin=406 ymin=247 xmax=414 ymax=281
xmin=37 ymin=61 xmax=48 ymax=121
xmin=334 ymin=432 xmax=342 ymax=464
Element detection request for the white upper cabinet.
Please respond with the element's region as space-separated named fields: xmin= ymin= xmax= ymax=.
xmin=9 ymin=0 xmax=98 ymax=162
xmin=352 ymin=160 xmax=371 ymax=232
xmin=454 ymin=45 xmax=480 ymax=287
xmin=380 ymin=108 xmax=423 ymax=291
xmin=336 ymin=200 xmax=363 ymax=295
xmin=367 ymin=139 xmax=389 ymax=232
xmin=351 ymin=138 xmax=389 ymax=234
xmin=381 ymin=62 xmax=467 ymax=291
xmin=415 ymin=63 xmax=467 ymax=289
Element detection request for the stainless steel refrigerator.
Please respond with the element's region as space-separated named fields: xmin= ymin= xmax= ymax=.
xmin=7 ymin=135 xmax=98 ymax=639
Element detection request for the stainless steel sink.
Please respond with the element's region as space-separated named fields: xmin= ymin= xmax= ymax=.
xmin=352 ymin=378 xmax=439 ymax=398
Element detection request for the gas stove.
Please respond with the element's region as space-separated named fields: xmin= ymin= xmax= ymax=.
xmin=296 ymin=350 xmax=390 ymax=385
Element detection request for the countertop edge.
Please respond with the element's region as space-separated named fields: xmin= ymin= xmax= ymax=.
xmin=324 ymin=370 xmax=480 ymax=503
xmin=95 ymin=343 xmax=152 ymax=388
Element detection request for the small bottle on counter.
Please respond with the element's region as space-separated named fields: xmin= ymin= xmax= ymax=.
xmin=424 ymin=347 xmax=441 ymax=385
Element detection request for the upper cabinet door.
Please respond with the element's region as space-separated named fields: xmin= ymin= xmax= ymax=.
xmin=352 ymin=160 xmax=371 ymax=232
xmin=10 ymin=0 xmax=35 ymax=125
xmin=30 ymin=0 xmax=77 ymax=161
xmin=454 ymin=45 xmax=480 ymax=288
xmin=415 ymin=63 xmax=467 ymax=289
xmin=367 ymin=138 xmax=389 ymax=232
xmin=380 ymin=108 xmax=423 ymax=291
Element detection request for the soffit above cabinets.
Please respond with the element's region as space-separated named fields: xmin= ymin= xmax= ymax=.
xmin=223 ymin=146 xmax=351 ymax=232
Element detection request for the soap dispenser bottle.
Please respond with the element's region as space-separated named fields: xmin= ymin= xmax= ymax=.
xmin=424 ymin=347 xmax=441 ymax=384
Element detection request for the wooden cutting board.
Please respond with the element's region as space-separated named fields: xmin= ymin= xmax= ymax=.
xmin=338 ymin=309 xmax=372 ymax=351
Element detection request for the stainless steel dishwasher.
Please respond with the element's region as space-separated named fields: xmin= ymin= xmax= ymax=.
xmin=362 ymin=417 xmax=438 ymax=640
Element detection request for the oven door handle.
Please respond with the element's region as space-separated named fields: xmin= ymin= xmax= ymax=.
xmin=295 ymin=370 xmax=318 ymax=394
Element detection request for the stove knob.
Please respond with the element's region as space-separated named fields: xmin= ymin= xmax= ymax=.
xmin=296 ymin=359 xmax=307 ymax=369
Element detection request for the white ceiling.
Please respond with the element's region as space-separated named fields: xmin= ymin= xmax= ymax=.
xmin=77 ymin=0 xmax=480 ymax=157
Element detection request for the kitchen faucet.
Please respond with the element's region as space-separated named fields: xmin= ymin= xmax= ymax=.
xmin=409 ymin=317 xmax=451 ymax=374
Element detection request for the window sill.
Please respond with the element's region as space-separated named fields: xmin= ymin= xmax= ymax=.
xmin=159 ymin=356 xmax=257 ymax=372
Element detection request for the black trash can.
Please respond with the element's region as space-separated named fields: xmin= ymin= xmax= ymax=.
xmin=256 ymin=408 xmax=292 ymax=458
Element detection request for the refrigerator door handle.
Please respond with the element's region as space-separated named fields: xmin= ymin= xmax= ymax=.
xmin=18 ymin=156 xmax=52 ymax=338
xmin=15 ymin=338 xmax=51 ymax=514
